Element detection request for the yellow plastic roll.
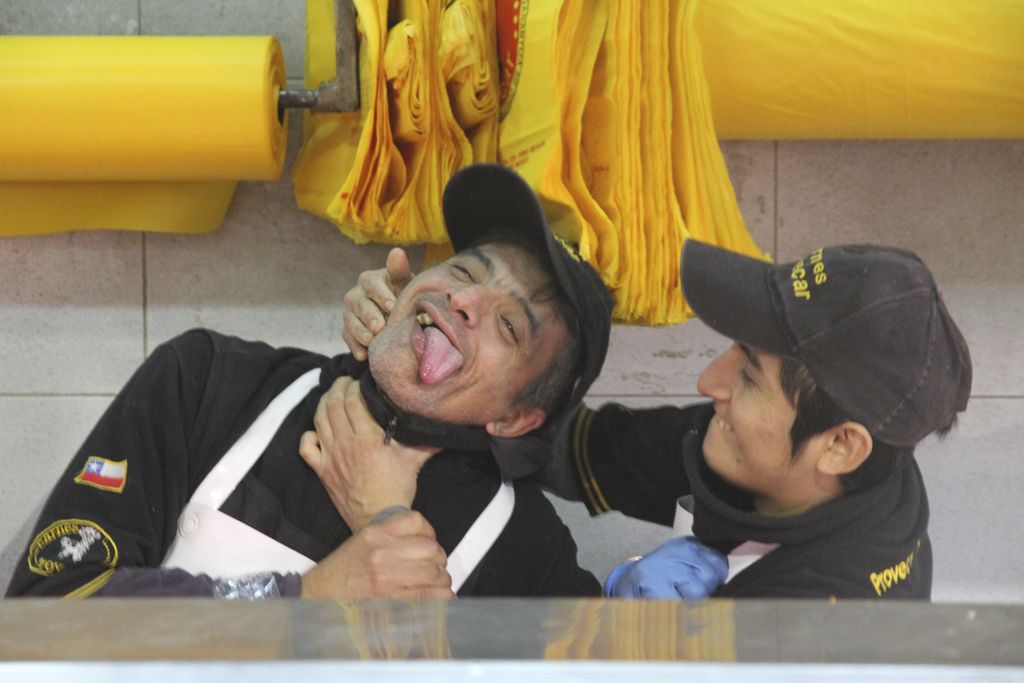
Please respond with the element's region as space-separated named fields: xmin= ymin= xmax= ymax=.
xmin=0 ymin=36 xmax=287 ymax=181
xmin=697 ymin=0 xmax=1024 ymax=139
xmin=0 ymin=181 xmax=237 ymax=237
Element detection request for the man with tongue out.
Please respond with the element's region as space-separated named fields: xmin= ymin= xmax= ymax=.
xmin=7 ymin=164 xmax=614 ymax=601
xmin=341 ymin=238 xmax=972 ymax=601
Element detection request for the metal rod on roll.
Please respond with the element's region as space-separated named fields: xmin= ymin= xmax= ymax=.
xmin=277 ymin=0 xmax=359 ymax=119
xmin=278 ymin=90 xmax=320 ymax=110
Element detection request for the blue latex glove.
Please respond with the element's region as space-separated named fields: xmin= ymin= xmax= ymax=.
xmin=605 ymin=536 xmax=729 ymax=599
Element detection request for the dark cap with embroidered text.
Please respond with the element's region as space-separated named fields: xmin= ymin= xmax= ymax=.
xmin=442 ymin=163 xmax=614 ymax=415
xmin=680 ymin=240 xmax=972 ymax=446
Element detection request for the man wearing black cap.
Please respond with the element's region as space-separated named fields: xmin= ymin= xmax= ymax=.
xmin=343 ymin=238 xmax=971 ymax=600
xmin=7 ymin=163 xmax=614 ymax=600
xmin=586 ymin=241 xmax=971 ymax=599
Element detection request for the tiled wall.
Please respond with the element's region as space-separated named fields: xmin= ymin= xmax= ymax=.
xmin=2 ymin=0 xmax=1022 ymax=602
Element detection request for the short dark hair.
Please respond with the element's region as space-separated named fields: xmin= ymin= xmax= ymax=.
xmin=778 ymin=356 xmax=957 ymax=493
xmin=482 ymin=240 xmax=582 ymax=417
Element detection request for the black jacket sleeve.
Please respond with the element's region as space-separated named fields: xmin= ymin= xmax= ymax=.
xmin=93 ymin=567 xmax=303 ymax=598
xmin=568 ymin=402 xmax=708 ymax=526
xmin=6 ymin=330 xmax=231 ymax=597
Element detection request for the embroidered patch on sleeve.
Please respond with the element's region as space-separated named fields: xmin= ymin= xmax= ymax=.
xmin=28 ymin=519 xmax=118 ymax=577
xmin=74 ymin=456 xmax=127 ymax=493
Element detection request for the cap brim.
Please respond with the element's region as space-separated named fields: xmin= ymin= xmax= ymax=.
xmin=681 ymin=240 xmax=793 ymax=358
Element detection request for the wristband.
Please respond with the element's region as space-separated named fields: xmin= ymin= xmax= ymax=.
xmin=369 ymin=505 xmax=411 ymax=525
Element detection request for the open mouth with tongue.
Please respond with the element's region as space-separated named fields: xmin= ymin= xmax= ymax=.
xmin=411 ymin=310 xmax=465 ymax=385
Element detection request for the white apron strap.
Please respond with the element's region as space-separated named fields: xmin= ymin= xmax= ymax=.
xmin=672 ymin=495 xmax=779 ymax=583
xmin=446 ymin=482 xmax=515 ymax=593
xmin=162 ymin=369 xmax=321 ymax=578
xmin=191 ymin=368 xmax=322 ymax=509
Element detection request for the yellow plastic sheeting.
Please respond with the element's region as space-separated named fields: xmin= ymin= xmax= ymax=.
xmin=440 ymin=0 xmax=500 ymax=164
xmin=0 ymin=35 xmax=285 ymax=237
xmin=495 ymin=0 xmax=561 ymax=187
xmin=697 ymin=0 xmax=1024 ymax=139
xmin=292 ymin=0 xmax=496 ymax=245
xmin=0 ymin=36 xmax=287 ymax=181
xmin=532 ymin=0 xmax=765 ymax=325
xmin=422 ymin=0 xmax=500 ymax=265
xmin=672 ymin=1 xmax=762 ymax=261
xmin=0 ymin=181 xmax=238 ymax=237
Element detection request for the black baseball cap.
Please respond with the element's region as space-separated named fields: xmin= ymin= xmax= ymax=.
xmin=681 ymin=240 xmax=972 ymax=447
xmin=442 ymin=163 xmax=614 ymax=413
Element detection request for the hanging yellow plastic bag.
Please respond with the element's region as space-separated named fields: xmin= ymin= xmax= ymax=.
xmin=671 ymin=0 xmax=762 ymax=262
xmin=293 ymin=0 xmax=473 ymax=245
xmin=297 ymin=0 xmax=767 ymax=324
xmin=292 ymin=0 xmax=403 ymax=242
xmin=440 ymin=0 xmax=500 ymax=163
xmin=495 ymin=0 xmax=561 ymax=188
xmin=533 ymin=0 xmax=765 ymax=325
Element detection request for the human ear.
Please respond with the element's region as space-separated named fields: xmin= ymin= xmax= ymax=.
xmin=817 ymin=422 xmax=873 ymax=476
xmin=485 ymin=406 xmax=547 ymax=438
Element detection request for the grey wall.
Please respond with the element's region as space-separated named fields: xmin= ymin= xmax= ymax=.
xmin=2 ymin=0 xmax=1022 ymax=602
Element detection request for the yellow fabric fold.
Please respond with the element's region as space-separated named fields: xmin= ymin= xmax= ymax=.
xmin=292 ymin=0 xmax=880 ymax=325
xmin=293 ymin=0 xmax=473 ymax=245
xmin=292 ymin=0 xmax=400 ymax=241
xmin=386 ymin=0 xmax=474 ymax=243
xmin=672 ymin=0 xmax=763 ymax=261
xmin=538 ymin=0 xmax=629 ymax=317
xmin=530 ymin=0 xmax=763 ymax=325
xmin=496 ymin=0 xmax=561 ymax=187
xmin=637 ymin=0 xmax=689 ymax=325
xmin=440 ymin=0 xmax=500 ymax=164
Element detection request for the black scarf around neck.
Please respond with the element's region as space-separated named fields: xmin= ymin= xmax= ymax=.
xmin=321 ymin=354 xmax=553 ymax=480
xmin=357 ymin=369 xmax=492 ymax=451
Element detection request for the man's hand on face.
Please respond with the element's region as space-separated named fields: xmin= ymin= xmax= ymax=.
xmin=342 ymin=247 xmax=413 ymax=362
xmin=300 ymin=511 xmax=455 ymax=599
xmin=604 ymin=536 xmax=729 ymax=599
xmin=299 ymin=376 xmax=440 ymax=533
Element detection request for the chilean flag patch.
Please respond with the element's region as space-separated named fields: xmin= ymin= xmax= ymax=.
xmin=74 ymin=457 xmax=127 ymax=493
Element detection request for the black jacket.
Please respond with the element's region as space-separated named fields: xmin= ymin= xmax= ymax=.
xmin=6 ymin=329 xmax=600 ymax=598
xmin=569 ymin=401 xmax=931 ymax=599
